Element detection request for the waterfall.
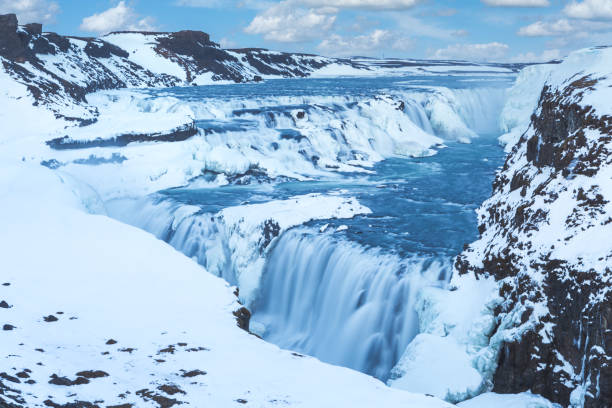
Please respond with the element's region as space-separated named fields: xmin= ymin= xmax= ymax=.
xmin=251 ymin=228 xmax=451 ymax=381
xmin=106 ymin=197 xmax=238 ymax=285
xmin=101 ymin=78 xmax=509 ymax=383
xmin=401 ymin=99 xmax=435 ymax=134
xmin=451 ymin=87 xmax=508 ymax=135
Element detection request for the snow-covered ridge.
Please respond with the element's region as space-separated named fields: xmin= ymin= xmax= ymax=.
xmin=0 ymin=13 xmax=360 ymax=121
xmin=0 ymin=12 xmax=519 ymax=123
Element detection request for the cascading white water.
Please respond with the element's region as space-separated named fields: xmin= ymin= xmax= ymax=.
xmin=401 ymin=99 xmax=435 ymax=135
xmin=251 ymin=228 xmax=451 ymax=380
xmin=451 ymin=87 xmax=508 ymax=134
xmin=107 ymin=197 xmax=238 ymax=285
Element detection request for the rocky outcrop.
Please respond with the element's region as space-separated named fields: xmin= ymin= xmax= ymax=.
xmin=0 ymin=14 xmax=29 ymax=60
xmin=46 ymin=121 xmax=198 ymax=149
xmin=456 ymin=48 xmax=612 ymax=407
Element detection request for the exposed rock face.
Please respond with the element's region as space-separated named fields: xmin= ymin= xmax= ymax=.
xmin=0 ymin=14 xmax=29 ymax=60
xmin=230 ymin=48 xmax=330 ymax=77
xmin=456 ymin=48 xmax=612 ymax=407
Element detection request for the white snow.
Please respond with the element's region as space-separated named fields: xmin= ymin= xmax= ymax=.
xmin=458 ymin=392 xmax=558 ymax=408
xmin=103 ymin=32 xmax=187 ymax=80
xmin=388 ymin=274 xmax=502 ymax=402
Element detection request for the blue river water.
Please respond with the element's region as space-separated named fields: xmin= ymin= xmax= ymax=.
xmin=164 ymin=136 xmax=505 ymax=258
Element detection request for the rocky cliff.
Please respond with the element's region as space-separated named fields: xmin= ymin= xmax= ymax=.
xmin=456 ymin=47 xmax=612 ymax=407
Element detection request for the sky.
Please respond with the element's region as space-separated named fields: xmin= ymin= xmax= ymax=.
xmin=1 ymin=0 xmax=612 ymax=62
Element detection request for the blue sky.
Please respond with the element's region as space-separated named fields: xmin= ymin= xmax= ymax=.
xmin=2 ymin=0 xmax=612 ymax=62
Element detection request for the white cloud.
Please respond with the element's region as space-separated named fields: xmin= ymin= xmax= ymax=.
xmin=564 ymin=0 xmax=612 ymax=20
xmin=244 ymin=1 xmax=336 ymax=42
xmin=393 ymin=14 xmax=460 ymax=40
xmin=518 ymin=19 xmax=574 ymax=36
xmin=175 ymin=0 xmax=270 ymax=8
xmin=243 ymin=0 xmax=425 ymax=43
xmin=429 ymin=42 xmax=509 ymax=61
xmin=0 ymin=0 xmax=60 ymax=24
xmin=80 ymin=1 xmax=157 ymax=34
xmin=219 ymin=37 xmax=238 ymax=48
xmin=180 ymin=0 xmax=422 ymax=10
xmin=317 ymin=29 xmax=413 ymax=57
xmin=301 ymin=0 xmax=421 ymax=10
xmin=509 ymin=48 xmax=562 ymax=62
xmin=481 ymin=0 xmax=549 ymax=6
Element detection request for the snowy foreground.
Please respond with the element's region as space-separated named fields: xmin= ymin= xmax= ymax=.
xmin=1 ymin=165 xmax=455 ymax=407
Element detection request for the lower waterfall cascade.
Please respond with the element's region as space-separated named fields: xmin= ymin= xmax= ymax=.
xmin=251 ymin=229 xmax=450 ymax=380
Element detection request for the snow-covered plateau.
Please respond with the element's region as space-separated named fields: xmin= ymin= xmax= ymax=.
xmin=1 ymin=11 xmax=610 ymax=408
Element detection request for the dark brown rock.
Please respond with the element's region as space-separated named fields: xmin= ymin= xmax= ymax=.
xmin=0 ymin=14 xmax=29 ymax=60
xmin=181 ymin=369 xmax=206 ymax=378
xmin=48 ymin=374 xmax=90 ymax=386
xmin=24 ymin=23 xmax=42 ymax=36
xmin=233 ymin=307 xmax=251 ymax=332
xmin=75 ymin=370 xmax=109 ymax=379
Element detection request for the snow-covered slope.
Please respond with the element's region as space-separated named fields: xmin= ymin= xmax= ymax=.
xmin=0 ymin=162 xmax=456 ymax=408
xmin=0 ymin=13 xmax=364 ymax=121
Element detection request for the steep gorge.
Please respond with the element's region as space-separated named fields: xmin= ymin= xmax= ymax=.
xmin=456 ymin=48 xmax=612 ymax=407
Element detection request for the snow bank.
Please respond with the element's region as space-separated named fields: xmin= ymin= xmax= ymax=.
xmin=388 ymin=274 xmax=502 ymax=402
xmin=458 ymin=392 xmax=558 ymax=408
